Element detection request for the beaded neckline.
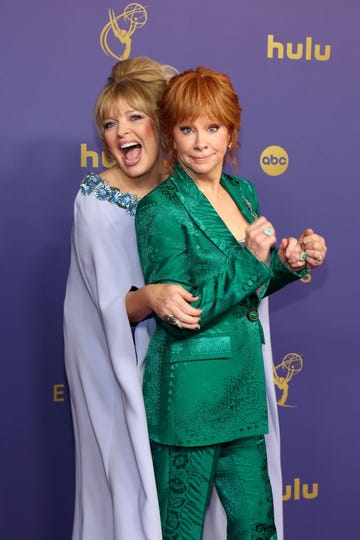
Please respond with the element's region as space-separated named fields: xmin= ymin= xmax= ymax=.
xmin=80 ymin=172 xmax=141 ymax=216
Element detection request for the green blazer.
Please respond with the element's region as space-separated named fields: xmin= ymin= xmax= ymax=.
xmin=135 ymin=162 xmax=306 ymax=447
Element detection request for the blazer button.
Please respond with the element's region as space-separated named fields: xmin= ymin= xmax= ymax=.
xmin=247 ymin=309 xmax=259 ymax=322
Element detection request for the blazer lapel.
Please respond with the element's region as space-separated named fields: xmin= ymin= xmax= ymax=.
xmin=170 ymin=163 xmax=256 ymax=255
xmin=221 ymin=173 xmax=259 ymax=225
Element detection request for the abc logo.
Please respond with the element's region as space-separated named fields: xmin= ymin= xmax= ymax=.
xmin=260 ymin=145 xmax=289 ymax=176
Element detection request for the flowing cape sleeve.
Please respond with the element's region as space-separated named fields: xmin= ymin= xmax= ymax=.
xmin=260 ymin=298 xmax=284 ymax=540
xmin=64 ymin=192 xmax=161 ymax=540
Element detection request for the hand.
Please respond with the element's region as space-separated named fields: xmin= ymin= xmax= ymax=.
xmin=278 ymin=237 xmax=306 ymax=271
xmin=298 ymin=228 xmax=327 ymax=269
xmin=146 ymin=284 xmax=202 ymax=330
xmin=245 ymin=216 xmax=277 ymax=263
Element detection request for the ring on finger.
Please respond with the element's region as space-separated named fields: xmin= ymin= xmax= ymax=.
xmin=317 ymin=254 xmax=323 ymax=262
xmin=263 ymin=228 xmax=273 ymax=236
xmin=163 ymin=314 xmax=182 ymax=328
xmin=300 ymin=252 xmax=308 ymax=261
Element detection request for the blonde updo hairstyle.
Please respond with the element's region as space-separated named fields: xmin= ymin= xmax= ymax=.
xmin=157 ymin=66 xmax=242 ymax=169
xmin=94 ymin=56 xmax=177 ymax=161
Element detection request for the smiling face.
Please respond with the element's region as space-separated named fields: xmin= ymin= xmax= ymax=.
xmin=173 ymin=116 xmax=230 ymax=181
xmin=102 ymin=97 xmax=162 ymax=183
xmin=158 ymin=67 xmax=241 ymax=171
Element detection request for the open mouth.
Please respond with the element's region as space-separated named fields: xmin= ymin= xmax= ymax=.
xmin=121 ymin=142 xmax=142 ymax=164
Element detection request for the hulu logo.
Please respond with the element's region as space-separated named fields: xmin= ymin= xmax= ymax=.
xmin=80 ymin=144 xmax=115 ymax=169
xmin=267 ymin=34 xmax=331 ymax=61
xmin=283 ymin=478 xmax=319 ymax=501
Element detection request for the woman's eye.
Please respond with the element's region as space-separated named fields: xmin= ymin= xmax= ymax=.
xmin=208 ymin=125 xmax=219 ymax=132
xmin=180 ymin=127 xmax=192 ymax=134
xmin=103 ymin=121 xmax=116 ymax=130
xmin=130 ymin=114 xmax=143 ymax=121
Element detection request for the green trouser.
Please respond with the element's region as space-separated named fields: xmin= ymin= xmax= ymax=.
xmin=151 ymin=435 xmax=277 ymax=540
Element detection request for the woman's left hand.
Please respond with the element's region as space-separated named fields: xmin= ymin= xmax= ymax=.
xmin=278 ymin=228 xmax=327 ymax=272
xmin=278 ymin=237 xmax=306 ymax=271
xmin=298 ymin=228 xmax=327 ymax=269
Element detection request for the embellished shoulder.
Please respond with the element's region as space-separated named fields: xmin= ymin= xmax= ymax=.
xmin=79 ymin=172 xmax=141 ymax=216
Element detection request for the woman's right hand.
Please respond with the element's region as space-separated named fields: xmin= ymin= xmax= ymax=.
xmin=245 ymin=216 xmax=277 ymax=263
xmin=145 ymin=284 xmax=202 ymax=330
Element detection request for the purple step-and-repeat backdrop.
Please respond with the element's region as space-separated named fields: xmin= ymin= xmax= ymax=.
xmin=1 ymin=1 xmax=359 ymax=538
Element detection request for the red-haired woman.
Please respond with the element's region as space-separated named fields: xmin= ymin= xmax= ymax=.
xmin=136 ymin=66 xmax=327 ymax=540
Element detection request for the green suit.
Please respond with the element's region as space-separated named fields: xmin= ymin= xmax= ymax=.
xmin=135 ymin=162 xmax=306 ymax=448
